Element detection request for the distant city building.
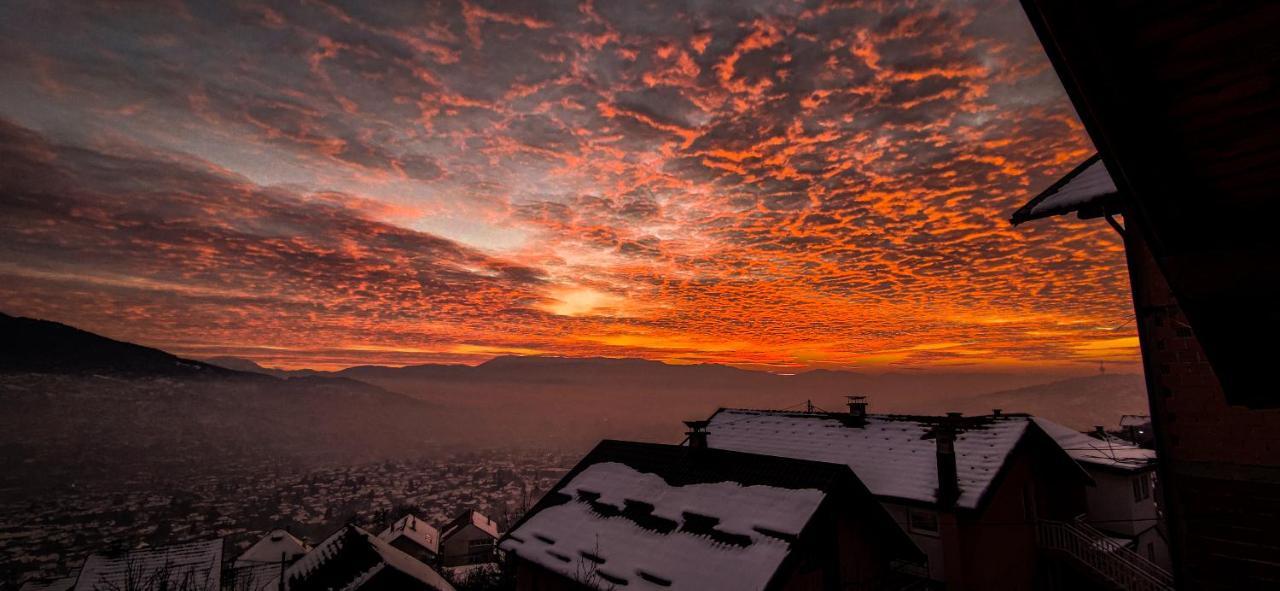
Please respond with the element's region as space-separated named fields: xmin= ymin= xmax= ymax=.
xmin=501 ymin=439 xmax=921 ymax=590
xmin=438 ymin=510 xmax=499 ymax=568
xmin=378 ymin=514 xmax=440 ymax=565
xmin=73 ymin=539 xmax=222 ymax=591
xmin=286 ymin=524 xmax=454 ymax=591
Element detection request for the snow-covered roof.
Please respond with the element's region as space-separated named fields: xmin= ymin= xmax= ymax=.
xmin=1010 ymin=153 xmax=1120 ymax=225
xmin=442 ymin=510 xmax=499 ymax=541
xmin=287 ymin=525 xmax=454 ymax=591
xmin=1033 ymin=417 xmax=1156 ymax=472
xmin=18 ymin=576 xmax=75 ymax=591
xmin=228 ymin=563 xmax=285 ymax=591
xmin=235 ymin=529 xmax=310 ymax=567
xmin=74 ymin=539 xmax=222 ymax=591
xmin=379 ymin=514 xmax=440 ymax=554
xmin=1119 ymin=414 xmax=1151 ymax=427
xmin=501 ymin=461 xmax=826 ymax=591
xmin=706 ymin=410 xmax=1032 ymax=509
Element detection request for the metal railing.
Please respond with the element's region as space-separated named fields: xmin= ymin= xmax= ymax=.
xmin=1036 ymin=519 xmax=1174 ymax=591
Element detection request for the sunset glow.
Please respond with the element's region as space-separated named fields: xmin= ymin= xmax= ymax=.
xmin=0 ymin=0 xmax=1137 ymax=371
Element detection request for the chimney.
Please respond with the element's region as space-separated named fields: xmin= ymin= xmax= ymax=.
xmin=846 ymin=395 xmax=868 ymax=419
xmin=992 ymin=408 xmax=1002 ymax=417
xmin=684 ymin=420 xmax=710 ymax=450
xmin=1094 ymin=426 xmax=1106 ymax=438
xmin=935 ymin=413 xmax=961 ymax=507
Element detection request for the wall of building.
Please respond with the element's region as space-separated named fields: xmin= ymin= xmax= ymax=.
xmin=1083 ymin=468 xmax=1156 ymax=538
xmin=388 ymin=537 xmax=437 ymax=566
xmin=1124 ymin=219 xmax=1280 ymax=589
xmin=950 ymin=441 xmax=1087 ymax=591
xmin=1134 ymin=525 xmax=1171 ymax=571
xmin=830 ymin=502 xmax=906 ymax=590
xmin=882 ymin=502 xmax=945 ymax=582
xmin=953 ymin=451 xmax=1039 ymax=591
xmin=440 ymin=525 xmax=496 ymax=567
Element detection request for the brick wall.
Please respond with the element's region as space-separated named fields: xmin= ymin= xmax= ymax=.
xmin=1124 ymin=218 xmax=1280 ymax=589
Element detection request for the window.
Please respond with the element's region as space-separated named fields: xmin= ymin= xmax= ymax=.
xmin=1132 ymin=473 xmax=1151 ymax=502
xmin=908 ymin=509 xmax=939 ymax=536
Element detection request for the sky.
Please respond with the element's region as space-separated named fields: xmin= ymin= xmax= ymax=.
xmin=0 ymin=0 xmax=1138 ymax=372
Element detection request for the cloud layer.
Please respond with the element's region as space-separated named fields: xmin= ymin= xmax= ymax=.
xmin=0 ymin=0 xmax=1136 ymax=370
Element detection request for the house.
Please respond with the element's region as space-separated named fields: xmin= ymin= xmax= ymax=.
xmin=1033 ymin=418 xmax=1169 ymax=569
xmin=227 ymin=562 xmax=288 ymax=591
xmin=378 ymin=514 xmax=440 ymax=565
xmin=1014 ymin=2 xmax=1280 ymax=586
xmin=704 ymin=403 xmax=1090 ymax=590
xmin=17 ymin=577 xmax=76 ymax=591
xmin=285 ymin=525 xmax=454 ymax=591
xmin=439 ymin=510 xmax=499 ymax=567
xmin=1010 ymin=152 xmax=1280 ymax=587
xmin=499 ymin=438 xmax=922 ymax=591
xmin=73 ymin=539 xmax=222 ymax=591
xmin=227 ymin=529 xmax=311 ymax=591
xmin=234 ymin=529 xmax=310 ymax=568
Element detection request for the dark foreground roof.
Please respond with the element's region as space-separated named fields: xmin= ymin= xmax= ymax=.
xmin=74 ymin=539 xmax=222 ymax=591
xmin=287 ymin=525 xmax=454 ymax=591
xmin=501 ymin=440 xmax=918 ymax=591
xmin=1020 ymin=0 xmax=1280 ymax=406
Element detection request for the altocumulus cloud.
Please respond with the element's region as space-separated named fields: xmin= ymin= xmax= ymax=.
xmin=0 ymin=0 xmax=1139 ymax=370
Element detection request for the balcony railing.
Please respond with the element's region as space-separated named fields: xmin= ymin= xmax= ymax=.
xmin=1036 ymin=519 xmax=1174 ymax=591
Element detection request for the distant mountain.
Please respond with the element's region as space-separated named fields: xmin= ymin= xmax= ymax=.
xmin=2 ymin=311 xmax=1149 ymax=467
xmin=203 ymin=356 xmax=325 ymax=378
xmin=206 ymin=352 xmax=1144 ymax=445
xmin=202 ymin=355 xmax=275 ymax=374
xmin=0 ymin=313 xmax=242 ymax=378
xmin=0 ymin=314 xmax=456 ymax=490
xmin=269 ymin=354 xmax=1103 ymax=446
xmin=952 ymin=373 xmax=1149 ymax=431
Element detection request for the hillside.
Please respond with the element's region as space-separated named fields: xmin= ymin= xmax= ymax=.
xmin=1 ymin=313 xmax=239 ymax=378
xmin=207 ymin=353 xmax=1148 ymax=444
xmin=2 ymin=313 xmax=1150 ymax=483
xmin=950 ymin=373 xmax=1150 ymax=431
xmin=0 ymin=315 xmax=455 ymax=491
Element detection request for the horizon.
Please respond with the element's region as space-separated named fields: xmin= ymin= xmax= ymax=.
xmin=0 ymin=0 xmax=1138 ymax=373
xmin=3 ymin=1 xmax=1270 ymax=588
xmin=11 ymin=307 xmax=1129 ymax=377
